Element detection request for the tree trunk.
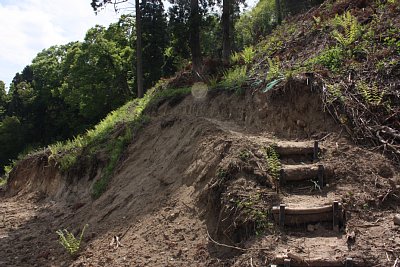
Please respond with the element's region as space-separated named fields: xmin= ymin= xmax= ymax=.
xmin=275 ymin=0 xmax=282 ymax=24
xmin=222 ymin=0 xmax=231 ymax=62
xmin=136 ymin=0 xmax=144 ymax=98
xmin=189 ymin=0 xmax=202 ymax=74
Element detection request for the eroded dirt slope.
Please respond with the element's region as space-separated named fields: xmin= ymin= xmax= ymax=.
xmin=1 ymin=85 xmax=399 ymax=266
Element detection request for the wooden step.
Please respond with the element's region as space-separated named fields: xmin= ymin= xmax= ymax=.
xmin=279 ymin=164 xmax=333 ymax=187
xmin=271 ymin=202 xmax=344 ymax=229
xmin=275 ymin=140 xmax=322 ymax=159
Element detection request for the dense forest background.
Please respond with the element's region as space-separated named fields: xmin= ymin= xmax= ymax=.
xmin=0 ymin=0 xmax=322 ymax=174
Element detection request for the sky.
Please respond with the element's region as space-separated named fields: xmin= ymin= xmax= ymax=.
xmin=0 ymin=0 xmax=257 ymax=89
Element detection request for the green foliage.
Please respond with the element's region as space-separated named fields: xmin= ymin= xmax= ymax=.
xmin=235 ymin=193 xmax=272 ymax=235
xmin=230 ymin=52 xmax=242 ymax=64
xmin=260 ymin=35 xmax=284 ymax=57
xmin=325 ymin=83 xmax=345 ymax=103
xmin=49 ymin=89 xmax=155 ymax=172
xmin=266 ymin=57 xmax=283 ymax=81
xmin=230 ymin=46 xmax=255 ymax=65
xmin=383 ymin=27 xmax=400 ymax=54
xmin=56 ymin=224 xmax=88 ymax=255
xmin=148 ymin=87 xmax=191 ymax=107
xmin=235 ymin=0 xmax=277 ymax=48
xmin=332 ymin=11 xmax=362 ymax=47
xmin=307 ymin=46 xmax=344 ymax=72
xmin=220 ymin=66 xmax=248 ymax=92
xmin=264 ymin=145 xmax=281 ymax=180
xmin=0 ymin=116 xmax=26 ymax=174
xmin=242 ymin=46 xmax=256 ymax=64
xmin=356 ymin=81 xmax=385 ymax=105
xmin=216 ymin=168 xmax=228 ymax=179
xmin=238 ymin=150 xmax=251 ymax=161
xmin=92 ymin=127 xmax=133 ymax=199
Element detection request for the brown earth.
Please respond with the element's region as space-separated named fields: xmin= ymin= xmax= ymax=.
xmin=1 ymin=82 xmax=399 ymax=266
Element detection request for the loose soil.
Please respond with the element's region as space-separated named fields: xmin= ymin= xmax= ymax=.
xmin=1 ymin=85 xmax=399 ymax=266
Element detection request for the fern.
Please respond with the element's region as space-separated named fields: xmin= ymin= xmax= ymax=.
xmin=264 ymin=146 xmax=281 ymax=181
xmin=56 ymin=224 xmax=88 ymax=255
xmin=230 ymin=52 xmax=241 ymax=64
xmin=325 ymin=83 xmax=345 ymax=103
xmin=266 ymin=57 xmax=283 ymax=81
xmin=356 ymin=81 xmax=385 ymax=105
xmin=220 ymin=66 xmax=247 ymax=91
xmin=332 ymin=11 xmax=362 ymax=47
xmin=242 ymin=46 xmax=256 ymax=64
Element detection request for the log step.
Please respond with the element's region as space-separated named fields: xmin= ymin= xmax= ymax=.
xmin=280 ymin=164 xmax=333 ymax=186
xmin=272 ymin=202 xmax=344 ymax=228
xmin=274 ymin=140 xmax=322 ymax=158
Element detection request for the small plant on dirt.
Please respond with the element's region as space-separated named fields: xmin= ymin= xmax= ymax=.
xmin=255 ymin=215 xmax=274 ymax=236
xmin=220 ymin=66 xmax=247 ymax=92
xmin=238 ymin=149 xmax=251 ymax=161
xmin=356 ymin=80 xmax=385 ymax=106
xmin=266 ymin=57 xmax=283 ymax=81
xmin=332 ymin=11 xmax=362 ymax=48
xmin=230 ymin=51 xmax=242 ymax=64
xmin=56 ymin=224 xmax=88 ymax=255
xmin=216 ymin=168 xmax=228 ymax=179
xmin=307 ymin=46 xmax=344 ymax=72
xmin=264 ymin=146 xmax=281 ymax=181
xmin=208 ymin=75 xmax=219 ymax=89
xmin=324 ymin=83 xmax=345 ymax=103
xmin=242 ymin=46 xmax=256 ymax=65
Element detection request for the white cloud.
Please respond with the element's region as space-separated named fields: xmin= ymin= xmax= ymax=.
xmin=0 ymin=0 xmax=122 ymax=88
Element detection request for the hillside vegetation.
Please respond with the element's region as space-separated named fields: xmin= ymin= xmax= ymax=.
xmin=1 ymin=0 xmax=400 ymax=266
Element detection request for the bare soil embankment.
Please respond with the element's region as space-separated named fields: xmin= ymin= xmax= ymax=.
xmin=1 ymin=82 xmax=399 ymax=266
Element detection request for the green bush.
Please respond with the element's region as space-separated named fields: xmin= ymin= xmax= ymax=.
xmin=307 ymin=46 xmax=344 ymax=72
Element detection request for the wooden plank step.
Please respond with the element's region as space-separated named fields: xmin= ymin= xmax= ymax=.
xmin=271 ymin=202 xmax=344 ymax=228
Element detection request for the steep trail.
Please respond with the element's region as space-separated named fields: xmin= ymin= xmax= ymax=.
xmin=1 ymin=87 xmax=399 ymax=266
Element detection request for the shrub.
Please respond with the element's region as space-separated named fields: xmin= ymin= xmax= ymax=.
xmin=307 ymin=46 xmax=344 ymax=72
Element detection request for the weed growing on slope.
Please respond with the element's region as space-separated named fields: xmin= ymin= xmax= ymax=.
xmin=242 ymin=46 xmax=256 ymax=64
xmin=238 ymin=149 xmax=251 ymax=162
xmin=264 ymin=145 xmax=281 ymax=181
xmin=220 ymin=66 xmax=247 ymax=93
xmin=266 ymin=57 xmax=283 ymax=81
xmin=56 ymin=224 xmax=88 ymax=256
xmin=332 ymin=11 xmax=362 ymax=48
xmin=356 ymin=81 xmax=385 ymax=106
xmin=306 ymin=46 xmax=345 ymax=72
